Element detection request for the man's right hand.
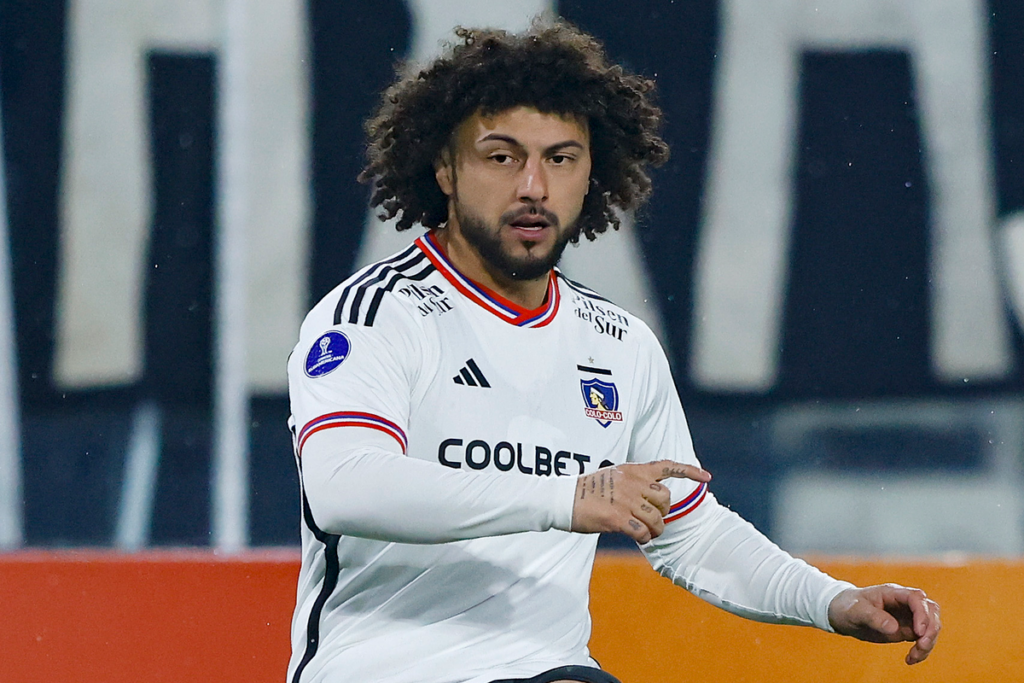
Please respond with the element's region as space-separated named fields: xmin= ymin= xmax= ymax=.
xmin=570 ymin=460 xmax=712 ymax=543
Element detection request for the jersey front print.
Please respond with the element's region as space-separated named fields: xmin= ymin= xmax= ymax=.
xmin=286 ymin=232 xmax=706 ymax=683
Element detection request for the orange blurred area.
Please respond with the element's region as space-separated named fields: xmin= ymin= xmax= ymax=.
xmin=1 ymin=550 xmax=1021 ymax=682
xmin=591 ymin=553 xmax=1024 ymax=683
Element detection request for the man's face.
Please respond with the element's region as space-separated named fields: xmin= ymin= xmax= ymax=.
xmin=435 ymin=106 xmax=592 ymax=282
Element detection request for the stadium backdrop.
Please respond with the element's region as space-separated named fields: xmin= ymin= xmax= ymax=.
xmin=1 ymin=0 xmax=1021 ymax=548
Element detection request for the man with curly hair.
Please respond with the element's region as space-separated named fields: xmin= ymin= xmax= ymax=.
xmin=286 ymin=20 xmax=940 ymax=683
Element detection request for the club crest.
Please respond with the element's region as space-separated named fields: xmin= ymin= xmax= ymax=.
xmin=580 ymin=378 xmax=623 ymax=427
xmin=304 ymin=331 xmax=350 ymax=378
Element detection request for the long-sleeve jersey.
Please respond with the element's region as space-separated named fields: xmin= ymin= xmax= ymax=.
xmin=286 ymin=232 xmax=852 ymax=683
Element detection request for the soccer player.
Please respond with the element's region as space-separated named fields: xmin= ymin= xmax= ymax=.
xmin=286 ymin=20 xmax=940 ymax=683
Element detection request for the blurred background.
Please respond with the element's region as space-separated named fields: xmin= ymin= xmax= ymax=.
xmin=1 ymin=0 xmax=1023 ymax=557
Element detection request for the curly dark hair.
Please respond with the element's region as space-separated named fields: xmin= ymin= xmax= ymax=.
xmin=359 ymin=20 xmax=669 ymax=242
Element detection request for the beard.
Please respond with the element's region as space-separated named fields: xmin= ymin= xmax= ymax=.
xmin=454 ymin=203 xmax=575 ymax=282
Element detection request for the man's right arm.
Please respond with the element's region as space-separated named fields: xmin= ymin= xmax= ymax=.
xmin=299 ymin=426 xmax=577 ymax=543
xmin=302 ymin=424 xmax=708 ymax=544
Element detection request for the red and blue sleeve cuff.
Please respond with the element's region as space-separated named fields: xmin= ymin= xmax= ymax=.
xmin=663 ymin=481 xmax=708 ymax=524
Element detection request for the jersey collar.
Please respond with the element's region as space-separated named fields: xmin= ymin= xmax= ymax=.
xmin=416 ymin=231 xmax=560 ymax=328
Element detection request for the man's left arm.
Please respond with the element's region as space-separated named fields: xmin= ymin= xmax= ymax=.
xmin=642 ymin=498 xmax=940 ymax=664
xmin=626 ymin=325 xmax=940 ymax=664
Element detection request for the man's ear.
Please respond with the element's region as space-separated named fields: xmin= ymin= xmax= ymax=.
xmin=435 ymin=151 xmax=454 ymax=197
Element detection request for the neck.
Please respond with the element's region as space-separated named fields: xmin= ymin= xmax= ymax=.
xmin=432 ymin=228 xmax=551 ymax=310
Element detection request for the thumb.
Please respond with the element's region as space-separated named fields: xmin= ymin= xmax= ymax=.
xmin=858 ymin=602 xmax=899 ymax=636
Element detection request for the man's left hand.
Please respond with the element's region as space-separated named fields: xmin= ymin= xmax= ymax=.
xmin=827 ymin=584 xmax=941 ymax=665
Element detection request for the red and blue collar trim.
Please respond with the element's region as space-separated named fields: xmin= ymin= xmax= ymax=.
xmin=416 ymin=232 xmax=560 ymax=328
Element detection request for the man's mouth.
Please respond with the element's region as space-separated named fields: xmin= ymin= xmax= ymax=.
xmin=509 ymin=216 xmax=551 ymax=230
xmin=505 ymin=206 xmax=559 ymax=236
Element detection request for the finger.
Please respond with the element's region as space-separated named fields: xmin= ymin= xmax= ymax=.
xmin=906 ymin=591 xmax=939 ymax=639
xmin=906 ymin=639 xmax=931 ymax=665
xmin=633 ymin=498 xmax=665 ymax=539
xmin=643 ymin=481 xmax=672 ymax=516
xmin=652 ymin=460 xmax=712 ymax=483
xmin=906 ymin=599 xmax=940 ymax=665
xmin=858 ymin=602 xmax=900 ymax=637
xmin=906 ymin=621 xmax=938 ymax=666
xmin=623 ymin=517 xmax=653 ymax=544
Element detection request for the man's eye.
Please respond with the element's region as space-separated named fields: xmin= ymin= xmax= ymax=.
xmin=550 ymin=155 xmax=572 ymax=164
xmin=490 ymin=154 xmax=514 ymax=164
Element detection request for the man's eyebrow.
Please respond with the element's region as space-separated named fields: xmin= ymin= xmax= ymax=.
xmin=477 ymin=134 xmax=586 ymax=153
xmin=478 ymin=133 xmax=525 ymax=148
xmin=545 ymin=140 xmax=586 ymax=153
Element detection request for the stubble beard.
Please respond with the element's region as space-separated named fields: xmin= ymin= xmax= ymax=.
xmin=453 ymin=203 xmax=575 ymax=282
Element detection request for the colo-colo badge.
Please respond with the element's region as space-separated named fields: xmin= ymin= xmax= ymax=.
xmin=580 ymin=379 xmax=623 ymax=428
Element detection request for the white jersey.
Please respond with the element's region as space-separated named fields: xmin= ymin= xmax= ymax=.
xmin=286 ymin=232 xmax=851 ymax=683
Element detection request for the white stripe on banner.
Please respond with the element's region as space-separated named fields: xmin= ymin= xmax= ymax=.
xmin=212 ymin=0 xmax=251 ymax=552
xmin=56 ymin=0 xmax=307 ymax=393
xmin=1000 ymin=212 xmax=1024 ymax=338
xmin=0 ymin=93 xmax=23 ymax=549
xmin=693 ymin=0 xmax=1010 ymax=391
xmin=115 ymin=401 xmax=162 ymax=550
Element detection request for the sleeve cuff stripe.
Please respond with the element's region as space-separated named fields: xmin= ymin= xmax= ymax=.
xmin=663 ymin=482 xmax=708 ymax=523
xmin=298 ymin=412 xmax=408 ymax=455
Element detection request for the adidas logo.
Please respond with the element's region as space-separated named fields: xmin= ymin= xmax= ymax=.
xmin=453 ymin=358 xmax=490 ymax=388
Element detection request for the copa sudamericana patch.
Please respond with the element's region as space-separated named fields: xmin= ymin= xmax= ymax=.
xmin=304 ymin=331 xmax=351 ymax=378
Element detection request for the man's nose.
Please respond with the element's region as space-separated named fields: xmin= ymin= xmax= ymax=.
xmin=517 ymin=158 xmax=548 ymax=202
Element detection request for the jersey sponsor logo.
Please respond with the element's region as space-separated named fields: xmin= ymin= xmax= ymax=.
xmin=304 ymin=331 xmax=350 ymax=377
xmin=572 ymin=295 xmax=628 ymax=341
xmin=437 ymin=438 xmax=591 ymax=476
xmin=398 ymin=282 xmax=454 ymax=317
xmin=581 ymin=379 xmax=622 ymax=427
